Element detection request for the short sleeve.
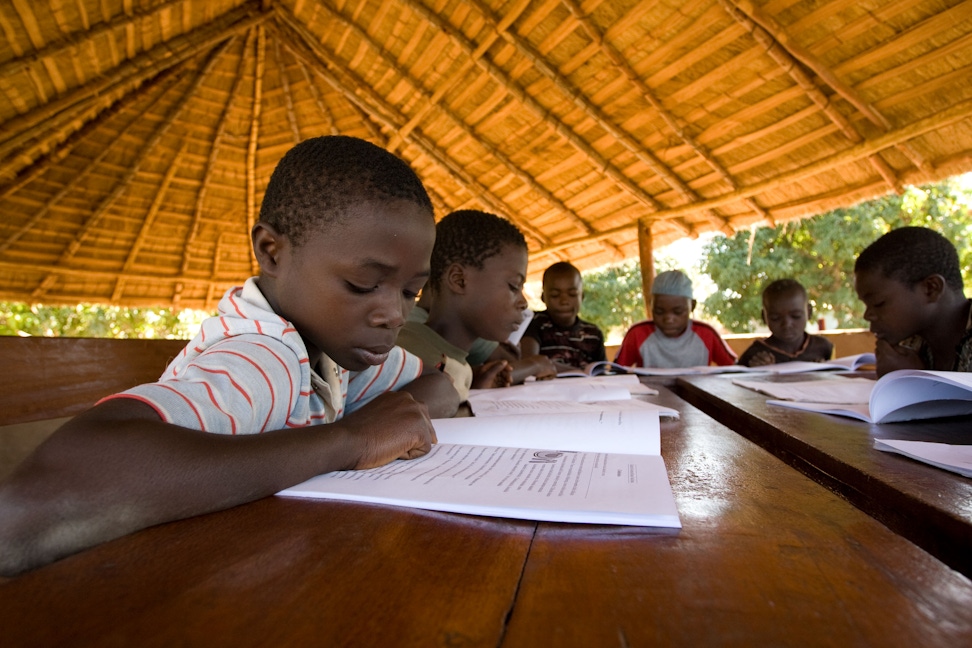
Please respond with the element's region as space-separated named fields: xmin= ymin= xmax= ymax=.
xmin=615 ymin=325 xmax=645 ymax=366
xmin=345 ymin=346 xmax=422 ymax=414
xmin=113 ymin=335 xmax=303 ymax=435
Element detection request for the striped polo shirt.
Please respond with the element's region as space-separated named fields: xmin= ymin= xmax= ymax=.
xmin=108 ymin=278 xmax=422 ymax=434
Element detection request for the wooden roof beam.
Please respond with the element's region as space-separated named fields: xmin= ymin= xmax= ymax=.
xmin=724 ymin=0 xmax=889 ymax=129
xmin=399 ymin=0 xmax=694 ymax=237
xmin=273 ymin=37 xmax=303 ymax=145
xmin=386 ymin=0 xmax=532 ymax=154
xmin=273 ymin=15 xmax=550 ymax=247
xmin=292 ymin=2 xmax=622 ymax=258
xmin=289 ymin=41 xmax=458 ymax=216
xmin=464 ymin=0 xmax=736 ymax=235
xmin=0 ymin=67 xmax=181 ymax=197
xmin=30 ymin=44 xmax=232 ymax=299
xmin=0 ymin=0 xmax=188 ymax=82
xmin=719 ymin=0 xmax=903 ymax=194
xmin=111 ymin=139 xmax=189 ymax=302
xmin=0 ymin=5 xmax=267 ymax=161
xmin=275 ymin=10 xmax=558 ymax=248
xmin=0 ymin=72 xmax=185 ymax=254
xmin=722 ymin=0 xmax=930 ymax=175
xmin=180 ymin=33 xmax=251 ymax=278
xmin=560 ymin=0 xmax=772 ymax=227
xmin=295 ymin=56 xmax=339 ymax=136
xmin=246 ymin=24 xmax=266 ymax=276
xmin=535 ymin=94 xmax=972 ymax=256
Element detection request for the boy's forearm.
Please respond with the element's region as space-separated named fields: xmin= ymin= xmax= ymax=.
xmin=0 ymin=396 xmax=429 ymax=576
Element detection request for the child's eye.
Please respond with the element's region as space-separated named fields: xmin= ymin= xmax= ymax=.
xmin=347 ymin=282 xmax=378 ymax=294
xmin=402 ymin=288 xmax=419 ymax=299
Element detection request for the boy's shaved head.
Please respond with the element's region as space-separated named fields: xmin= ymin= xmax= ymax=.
xmin=762 ymin=278 xmax=807 ymax=308
xmin=855 ymin=226 xmax=963 ymax=290
xmin=543 ymin=261 xmax=581 ymax=285
xmin=429 ymin=210 xmax=527 ymax=289
xmin=259 ymin=135 xmax=433 ymax=247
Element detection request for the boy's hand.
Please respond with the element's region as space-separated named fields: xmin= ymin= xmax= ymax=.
xmin=472 ymin=360 xmax=512 ymax=389
xmin=874 ymin=338 xmax=925 ymax=377
xmin=340 ymin=391 xmax=437 ymax=470
xmin=747 ymin=350 xmax=777 ymax=367
xmin=523 ymin=355 xmax=558 ymax=380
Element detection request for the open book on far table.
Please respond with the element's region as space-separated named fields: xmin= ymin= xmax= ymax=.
xmin=559 ymin=354 xmax=876 ymax=378
xmin=558 ymin=360 xmax=751 ymax=377
xmin=733 ymin=369 xmax=972 ymax=424
xmin=278 ymin=409 xmax=681 ymax=529
xmin=466 ymin=374 xmax=680 ymax=419
xmin=742 ymin=354 xmax=876 ymax=374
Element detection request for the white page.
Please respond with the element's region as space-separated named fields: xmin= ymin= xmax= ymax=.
xmin=745 ymin=360 xmax=844 ymax=374
xmin=625 ymin=364 xmax=754 ymax=376
xmin=733 ymin=377 xmax=874 ymax=404
xmin=562 ymin=361 xmax=755 ymax=377
xmin=508 ymin=309 xmax=533 ymax=345
xmin=432 ymin=409 xmax=660 ymax=456
xmin=874 ymin=439 xmax=972 ymax=478
xmin=468 ymin=381 xmax=633 ymax=403
xmin=827 ymin=353 xmax=876 ymax=370
xmin=765 ymin=399 xmax=873 ymax=422
xmin=550 ymin=374 xmax=657 ymax=395
xmin=468 ymin=398 xmax=679 ymax=419
xmin=869 ymin=370 xmax=972 ymax=422
xmin=279 ymin=443 xmax=681 ymax=528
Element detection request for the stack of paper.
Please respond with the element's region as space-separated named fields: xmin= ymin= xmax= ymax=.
xmin=278 ymin=373 xmax=682 ymax=528
xmin=733 ymin=370 xmax=972 ymax=424
xmin=467 ymin=374 xmax=679 ymax=418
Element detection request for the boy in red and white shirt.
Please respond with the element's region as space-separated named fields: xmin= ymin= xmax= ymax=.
xmin=0 ymin=136 xmax=457 ymax=576
xmin=616 ymin=270 xmax=736 ymax=368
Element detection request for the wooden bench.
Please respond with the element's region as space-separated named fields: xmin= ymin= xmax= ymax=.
xmin=0 ymin=337 xmax=187 ymax=479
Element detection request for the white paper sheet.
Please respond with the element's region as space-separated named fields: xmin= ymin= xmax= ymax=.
xmin=874 ymin=439 xmax=972 ymax=478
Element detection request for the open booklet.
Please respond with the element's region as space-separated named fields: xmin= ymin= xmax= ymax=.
xmin=558 ymin=360 xmax=750 ymax=377
xmin=559 ymin=355 xmax=875 ymax=378
xmin=734 ymin=370 xmax=972 ymax=423
xmin=466 ymin=375 xmax=679 ymax=419
xmin=277 ymin=409 xmax=681 ymax=528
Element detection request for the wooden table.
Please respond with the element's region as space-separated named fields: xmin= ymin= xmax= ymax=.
xmin=676 ymin=372 xmax=972 ymax=578
xmin=2 ymin=388 xmax=971 ymax=646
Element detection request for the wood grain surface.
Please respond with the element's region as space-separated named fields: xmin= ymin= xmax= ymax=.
xmin=2 ymin=387 xmax=970 ymax=646
xmin=676 ymin=373 xmax=972 ymax=578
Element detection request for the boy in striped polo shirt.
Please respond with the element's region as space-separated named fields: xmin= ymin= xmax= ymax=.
xmin=0 ymin=136 xmax=456 ymax=576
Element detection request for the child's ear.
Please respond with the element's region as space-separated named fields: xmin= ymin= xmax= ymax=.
xmin=252 ymin=222 xmax=287 ymax=277
xmin=445 ymin=262 xmax=467 ymax=294
xmin=806 ymin=302 xmax=814 ymax=320
xmin=922 ymin=274 xmax=946 ymax=302
xmin=690 ymin=299 xmax=697 ymax=312
xmin=760 ymin=308 xmax=768 ymax=325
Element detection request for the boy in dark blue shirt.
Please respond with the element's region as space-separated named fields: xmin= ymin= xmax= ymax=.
xmin=521 ymin=262 xmax=606 ymax=372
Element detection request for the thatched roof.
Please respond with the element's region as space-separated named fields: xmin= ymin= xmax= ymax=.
xmin=2 ymin=0 xmax=971 ymax=309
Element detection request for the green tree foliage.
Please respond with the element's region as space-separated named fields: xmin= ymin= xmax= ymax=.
xmin=0 ymin=302 xmax=209 ymax=338
xmin=700 ymin=180 xmax=972 ymax=332
xmin=579 ymin=260 xmax=646 ymax=342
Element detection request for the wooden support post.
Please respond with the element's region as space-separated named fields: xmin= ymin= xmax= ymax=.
xmin=638 ymin=218 xmax=654 ymax=318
